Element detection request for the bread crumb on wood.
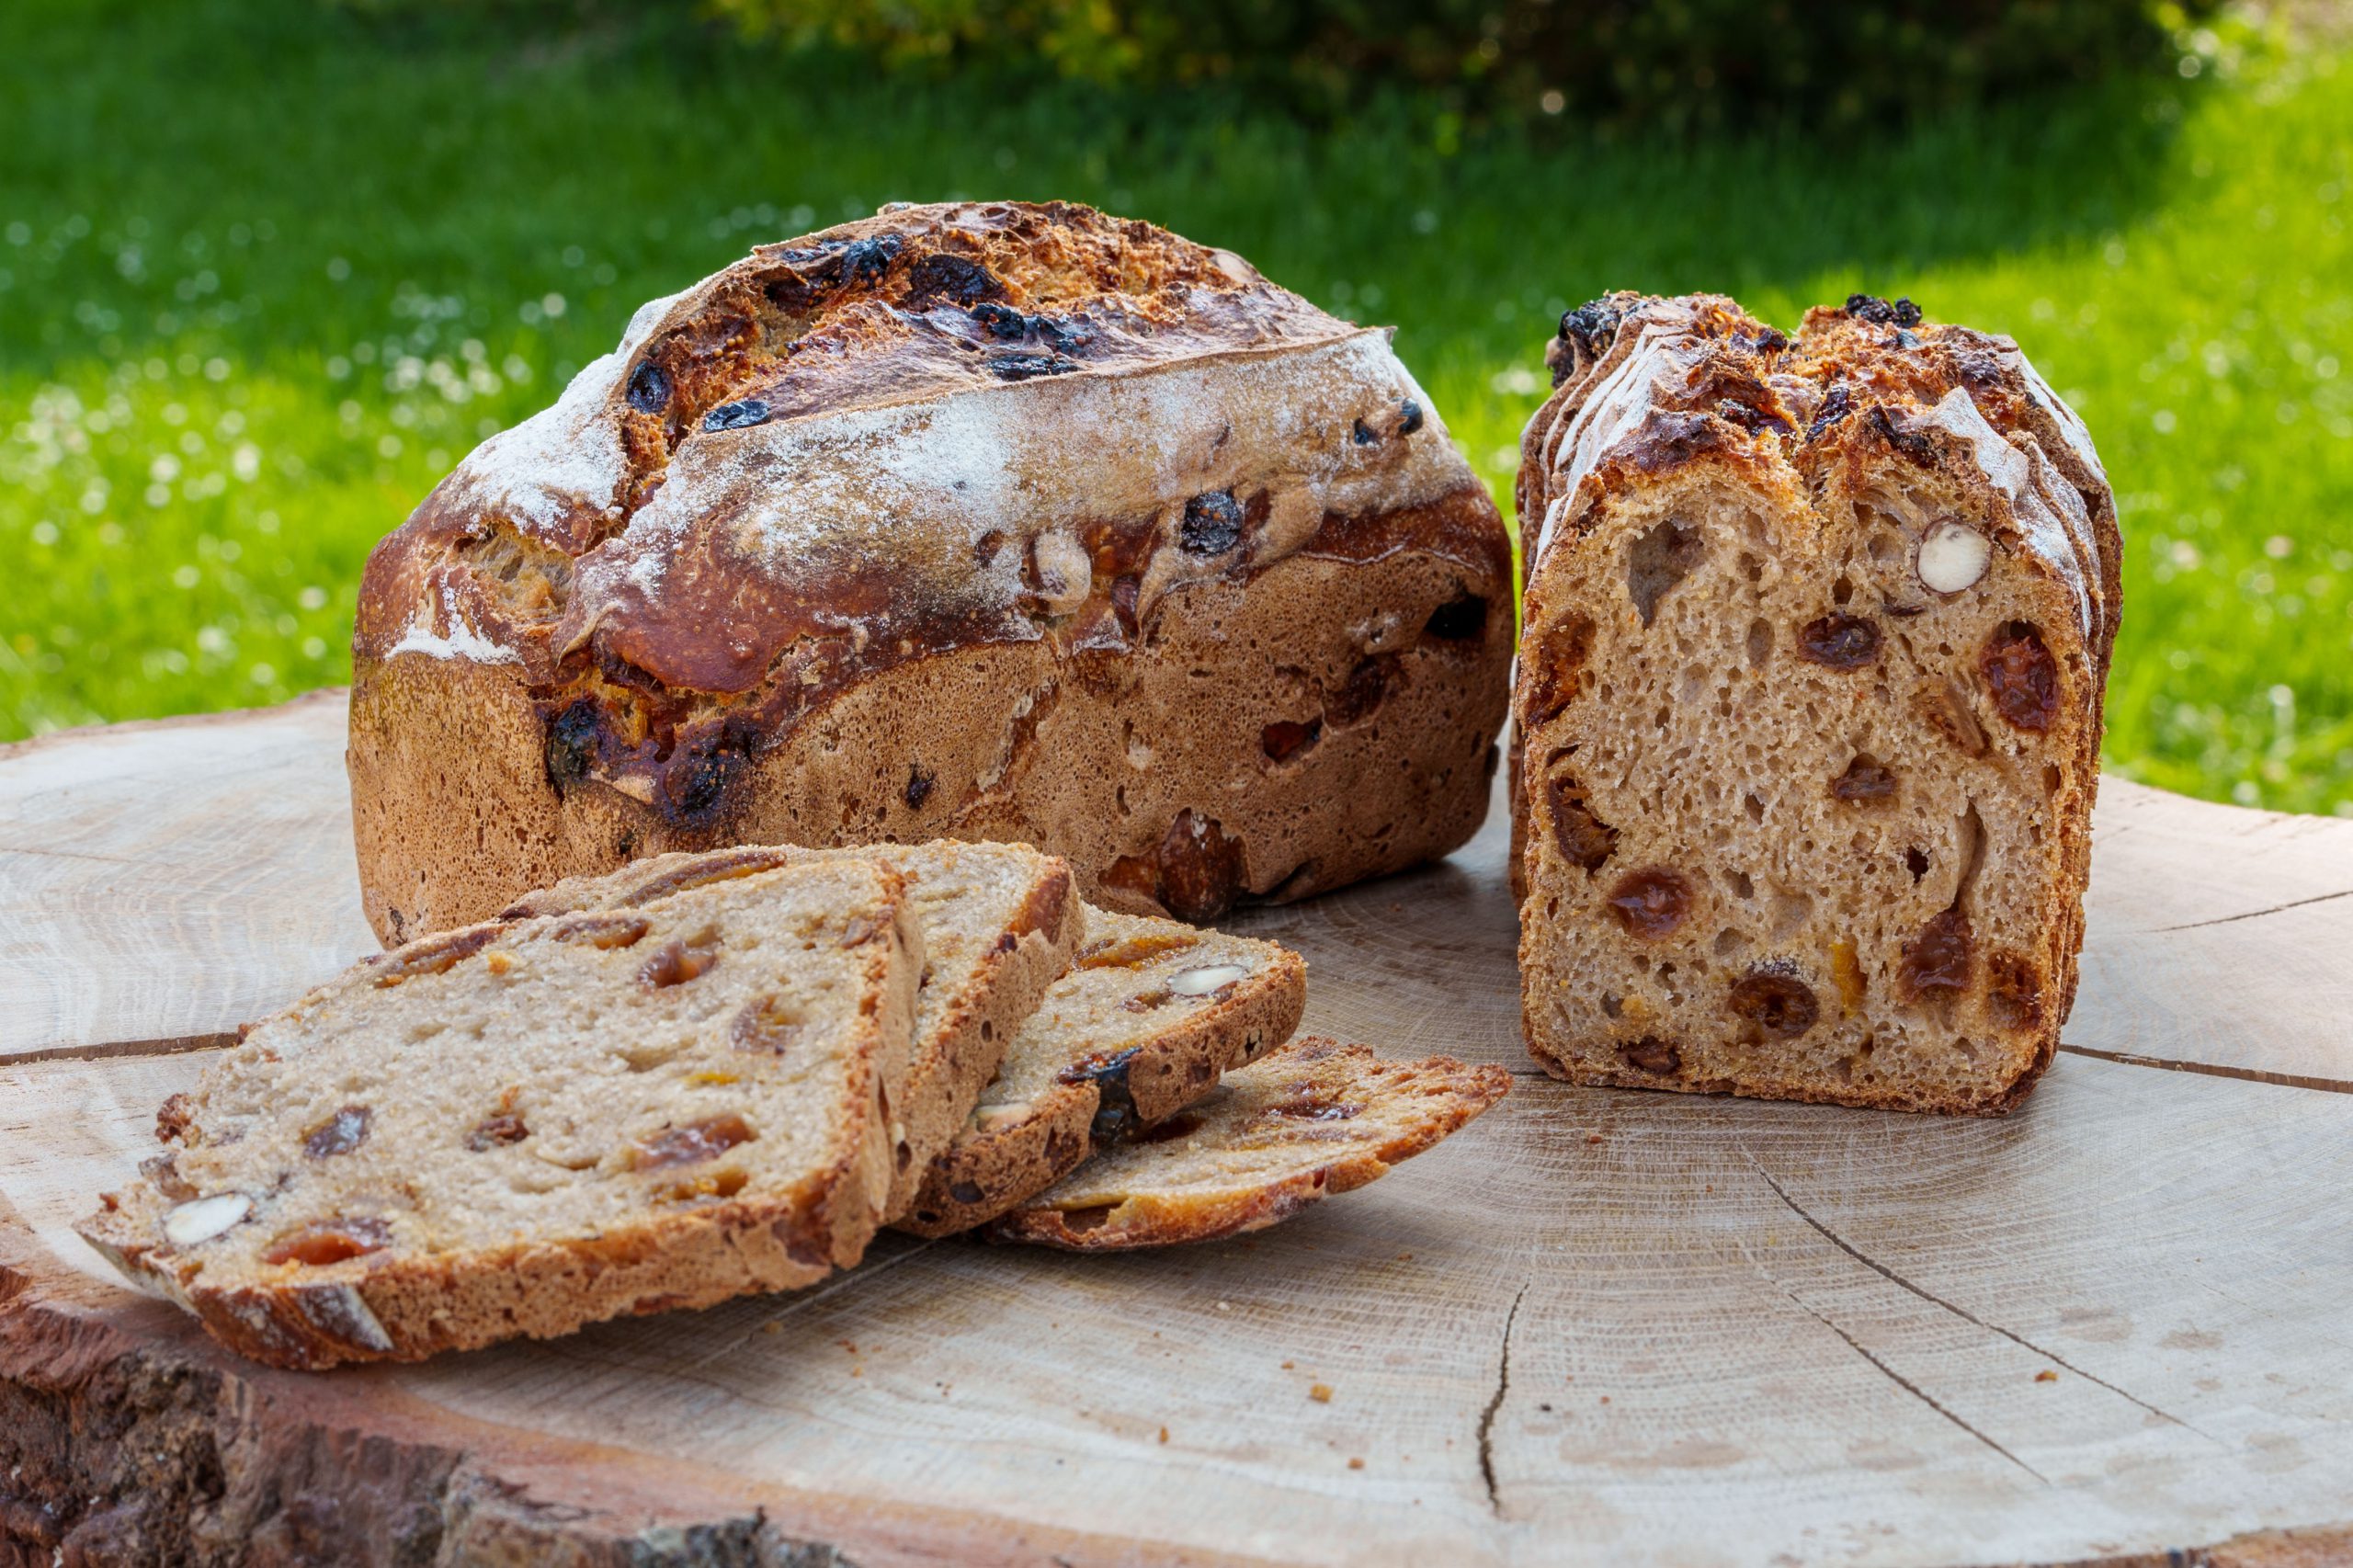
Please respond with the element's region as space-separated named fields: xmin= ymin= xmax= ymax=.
xmin=1347 ymin=1457 xmax=1365 ymax=1470
xmin=1158 ymin=1426 xmax=1170 ymax=1444
xmin=1281 ymin=1359 xmax=1295 ymax=1369
xmin=1311 ymin=1383 xmax=1334 ymax=1403
xmin=2035 ymin=1369 xmax=2059 ymax=1382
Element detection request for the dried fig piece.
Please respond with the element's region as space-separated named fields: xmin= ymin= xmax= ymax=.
xmin=628 ymin=1114 xmax=756 ymax=1171
xmin=1075 ymin=932 xmax=1199 ymax=971
xmin=1981 ymin=621 xmax=2059 ymax=733
xmin=1797 ymin=614 xmax=1881 ymax=670
xmin=1522 ymin=614 xmax=1595 ymax=726
xmin=1727 ymin=973 xmax=1820 ymax=1039
xmin=1179 ymin=490 xmax=1245 ymax=555
xmin=262 ymin=1216 xmax=393 ymax=1268
xmin=731 ymin=995 xmax=806 ymax=1055
xmin=1546 ymin=773 xmax=1617 ymax=872
xmin=637 ymin=933 xmax=720 ymax=989
xmin=1607 ymin=869 xmax=1692 ymax=939
xmin=302 ymin=1105 xmax=371 ymax=1160
xmin=370 ymin=926 xmax=496 ymax=987
xmin=1898 ymin=910 xmax=1974 ymax=1002
xmin=465 ymin=1114 xmax=529 ymax=1152
xmin=1830 ymin=756 xmax=1898 ymax=802
xmin=551 ymin=913 xmax=650 ymax=950
xmin=1261 ymin=719 xmax=1321 ymax=762
xmin=1619 ymin=1037 xmax=1682 ymax=1075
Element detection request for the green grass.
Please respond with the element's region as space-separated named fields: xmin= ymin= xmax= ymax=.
xmin=2 ymin=1 xmax=2348 ymax=813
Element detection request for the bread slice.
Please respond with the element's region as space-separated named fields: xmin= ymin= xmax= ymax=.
xmin=499 ymin=839 xmax=1079 ymax=1221
xmin=1513 ymin=292 xmax=2117 ymax=1114
xmin=987 ymin=1037 xmax=1509 ymax=1250
xmin=75 ymin=858 xmax=922 ymax=1369
xmin=896 ymin=909 xmax=1306 ymax=1237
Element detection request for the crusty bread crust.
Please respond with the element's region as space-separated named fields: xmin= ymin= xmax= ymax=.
xmin=896 ymin=910 xmax=1307 ymax=1237
xmin=349 ymin=201 xmax=1510 ymax=943
xmin=495 ymin=838 xmax=1081 ymax=1223
xmin=76 ymin=860 xmax=924 ymax=1369
xmin=1511 ymin=293 xmax=2118 ymax=1115
xmin=987 ymin=1037 xmax=1508 ymax=1251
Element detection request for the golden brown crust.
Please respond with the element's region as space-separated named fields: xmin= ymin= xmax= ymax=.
xmin=985 ymin=1037 xmax=1509 ymax=1251
xmin=894 ymin=914 xmax=1308 ymax=1237
xmin=349 ymin=201 xmax=1510 ymax=944
xmin=1512 ymin=292 xmax=2115 ymax=1116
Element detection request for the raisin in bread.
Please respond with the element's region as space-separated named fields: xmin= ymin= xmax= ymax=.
xmin=990 ymin=1037 xmax=1509 ymax=1249
xmin=898 ymin=909 xmax=1306 ymax=1236
xmin=76 ymin=858 xmax=922 ymax=1369
xmin=499 ymin=839 xmax=1078 ymax=1221
xmin=350 ymin=200 xmax=1512 ymax=946
xmin=1513 ymin=292 xmax=2118 ymax=1114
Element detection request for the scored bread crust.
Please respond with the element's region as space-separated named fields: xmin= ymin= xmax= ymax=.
xmin=349 ymin=199 xmax=1512 ymax=947
xmin=498 ymin=838 xmax=1080 ymax=1222
xmin=987 ymin=1037 xmax=1509 ymax=1250
xmin=896 ymin=908 xmax=1308 ymax=1237
xmin=1511 ymin=292 xmax=2118 ymax=1115
xmin=75 ymin=859 xmax=923 ymax=1370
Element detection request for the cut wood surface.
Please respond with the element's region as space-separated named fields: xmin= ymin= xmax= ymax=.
xmin=3 ymin=693 xmax=2349 ymax=1568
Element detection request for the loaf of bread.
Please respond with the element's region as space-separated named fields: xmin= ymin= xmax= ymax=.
xmin=989 ymin=1037 xmax=1510 ymax=1249
xmin=1513 ymin=293 xmax=2117 ymax=1113
xmin=899 ymin=908 xmax=1306 ymax=1236
xmin=496 ymin=839 xmax=1078 ymax=1220
xmin=351 ymin=200 xmax=1512 ymax=945
xmin=77 ymin=858 xmax=926 ymax=1369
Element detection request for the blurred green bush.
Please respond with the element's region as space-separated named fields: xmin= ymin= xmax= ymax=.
xmin=707 ymin=0 xmax=2222 ymax=128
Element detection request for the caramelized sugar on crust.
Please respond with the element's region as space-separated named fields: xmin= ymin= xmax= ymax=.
xmin=988 ymin=1036 xmax=1509 ymax=1250
xmin=350 ymin=200 xmax=1511 ymax=946
xmin=1512 ymin=292 xmax=2117 ymax=1115
xmin=75 ymin=860 xmax=924 ymax=1369
xmin=897 ymin=908 xmax=1308 ymax=1237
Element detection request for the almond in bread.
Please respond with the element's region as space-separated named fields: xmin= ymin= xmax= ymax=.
xmin=1512 ymin=292 xmax=2118 ymax=1114
xmin=75 ymin=858 xmax=921 ymax=1369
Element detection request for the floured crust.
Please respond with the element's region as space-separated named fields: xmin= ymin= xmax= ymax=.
xmin=896 ymin=908 xmax=1307 ymax=1237
xmin=1511 ymin=292 xmax=2118 ymax=1115
xmin=350 ymin=200 xmax=1511 ymax=943
xmin=497 ymin=838 xmax=1080 ymax=1222
xmin=75 ymin=859 xmax=923 ymax=1370
xmin=987 ymin=1037 xmax=1508 ymax=1250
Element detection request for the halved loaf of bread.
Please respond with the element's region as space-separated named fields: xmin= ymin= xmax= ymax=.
xmin=988 ymin=1037 xmax=1509 ymax=1250
xmin=1513 ymin=292 xmax=2118 ymax=1113
xmin=76 ymin=858 xmax=922 ymax=1369
xmin=897 ymin=909 xmax=1306 ymax=1236
xmin=498 ymin=839 xmax=1079 ymax=1221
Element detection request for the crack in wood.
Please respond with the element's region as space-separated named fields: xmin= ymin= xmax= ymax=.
xmin=677 ymin=1238 xmax=945 ymax=1373
xmin=1744 ymin=1153 xmax=2217 ymax=1442
xmin=1736 ymin=1237 xmax=2050 ymax=1487
xmin=2150 ymin=886 xmax=2353 ymax=933
xmin=1476 ymin=1282 xmax=1528 ymax=1517
xmin=2058 ymin=1044 xmax=2353 ymax=1096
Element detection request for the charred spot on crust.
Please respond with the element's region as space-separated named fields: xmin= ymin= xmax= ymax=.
xmin=1981 ymin=621 xmax=2059 ymax=733
xmin=544 ymin=699 xmax=602 ymax=791
xmin=1397 ymin=398 xmax=1425 ymax=436
xmin=1556 ymin=297 xmax=1626 ymax=364
xmin=1809 ymin=383 xmax=1854 ymax=439
xmin=1179 ymin=490 xmax=1245 ymax=555
xmin=1798 ymin=614 xmax=1881 ymax=670
xmin=1546 ymin=773 xmax=1617 ymax=873
xmin=661 ymin=724 xmax=755 ymax=824
xmin=303 ymin=1106 xmax=371 ymax=1160
xmin=1424 ymin=593 xmax=1488 ymax=642
xmin=904 ymin=764 xmax=935 ymax=809
xmin=625 ymin=360 xmax=671 ymax=415
xmin=1619 ymin=1037 xmax=1682 ymax=1075
xmin=1718 ymin=400 xmax=1793 ymax=437
xmin=1727 ymin=973 xmax=1820 ymax=1039
xmin=702 ymin=398 xmax=770 ymax=433
xmin=972 ymin=301 xmax=1028 ymax=340
xmin=1845 ymin=294 xmax=1924 ymax=329
xmin=841 ymin=233 xmax=903 ymax=285
xmin=1059 ymin=1046 xmax=1144 ymax=1142
xmin=1351 ymin=417 xmax=1377 ymax=446
xmin=985 ymin=354 xmax=1082 ymax=381
xmin=904 ymin=252 xmax=1003 ymax=309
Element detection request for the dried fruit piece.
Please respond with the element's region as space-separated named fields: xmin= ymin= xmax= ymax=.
xmin=1917 ymin=521 xmax=1990 ymax=594
xmin=1986 ymin=949 xmax=2044 ymax=1031
xmin=1396 ymin=398 xmax=1425 ymax=436
xmin=1075 ymin=931 xmax=1199 ymax=971
xmin=1899 ymin=910 xmax=1974 ymax=1002
xmin=904 ymin=765 xmax=935 ymax=808
xmin=465 ymin=1114 xmax=529 ymax=1151
xmin=1546 ymin=773 xmax=1617 ymax=872
xmin=1981 ymin=621 xmax=2059 ymax=733
xmin=1797 ymin=614 xmax=1881 ymax=670
xmin=985 ymin=354 xmax=1080 ymax=381
xmin=1167 ymin=964 xmax=1249 ymax=996
xmin=551 ymin=913 xmax=649 ymax=950
xmin=1727 ymin=973 xmax=1820 ymax=1039
xmin=904 ymin=253 xmax=1001 ymax=308
xmin=302 ymin=1105 xmax=371 ymax=1160
xmin=370 ymin=926 xmax=497 ymax=987
xmin=625 ymin=360 xmax=670 ymax=415
xmin=731 ymin=995 xmax=806 ymax=1055
xmin=638 ymin=934 xmax=720 ymax=989
xmin=1619 ymin=1037 xmax=1681 ymax=1075
xmin=701 ymin=399 xmax=771 ymax=433
xmin=1606 ymin=869 xmax=1692 ymax=939
xmin=1829 ymin=939 xmax=1866 ymax=1015
xmin=1845 ymin=294 xmax=1924 ymax=328
xmin=628 ymin=1114 xmax=756 ymax=1171
xmin=1261 ymin=718 xmax=1321 ymax=762
xmin=262 ymin=1216 xmax=393 ymax=1267
xmin=1179 ymin=491 xmax=1245 ymax=555
xmin=161 ymin=1192 xmax=251 ymax=1246
xmin=1155 ymin=810 xmax=1246 ymax=923
xmin=1830 ymin=756 xmax=1898 ymax=802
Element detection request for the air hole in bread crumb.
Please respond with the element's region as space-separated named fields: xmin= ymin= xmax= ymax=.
xmin=1745 ymin=619 xmax=1772 ymax=669
xmin=1832 ymin=574 xmax=1856 ymax=606
xmin=1627 ymin=518 xmax=1703 ymax=628
xmin=1744 ymin=792 xmax=1766 ymax=824
xmin=1906 ymin=847 xmax=1931 ymax=881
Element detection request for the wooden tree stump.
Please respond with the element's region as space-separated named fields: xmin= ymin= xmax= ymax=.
xmin=3 ymin=693 xmax=2348 ymax=1567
